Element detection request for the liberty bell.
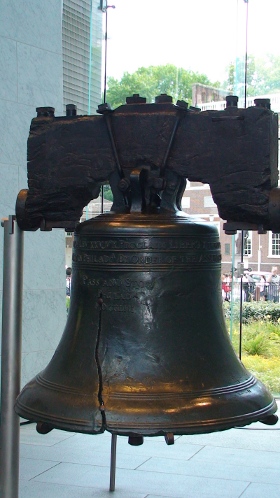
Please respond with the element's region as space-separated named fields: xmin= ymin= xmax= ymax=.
xmin=15 ymin=95 xmax=278 ymax=443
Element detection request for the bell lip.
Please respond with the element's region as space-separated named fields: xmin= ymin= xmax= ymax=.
xmin=105 ymin=399 xmax=278 ymax=437
xmin=15 ymin=393 xmax=277 ymax=436
xmin=15 ymin=398 xmax=105 ymax=435
xmin=15 ymin=400 xmax=277 ymax=436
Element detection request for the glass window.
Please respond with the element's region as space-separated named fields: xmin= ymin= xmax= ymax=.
xmin=243 ymin=231 xmax=252 ymax=257
xmin=204 ymin=196 xmax=216 ymax=208
xmin=225 ymin=243 xmax=231 ymax=256
xmin=181 ymin=197 xmax=190 ymax=209
xmin=270 ymin=233 xmax=280 ymax=256
xmin=235 ymin=230 xmax=252 ymax=256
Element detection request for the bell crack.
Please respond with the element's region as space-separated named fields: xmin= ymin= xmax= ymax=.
xmin=95 ymin=293 xmax=107 ymax=428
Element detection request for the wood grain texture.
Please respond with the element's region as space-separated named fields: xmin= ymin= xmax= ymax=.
xmin=18 ymin=102 xmax=278 ymax=230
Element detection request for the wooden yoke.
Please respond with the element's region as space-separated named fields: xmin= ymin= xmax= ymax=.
xmin=16 ymin=94 xmax=280 ymax=233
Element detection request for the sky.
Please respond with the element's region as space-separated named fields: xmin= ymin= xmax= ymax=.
xmin=101 ymin=0 xmax=280 ymax=87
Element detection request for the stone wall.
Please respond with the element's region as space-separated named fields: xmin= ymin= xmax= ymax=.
xmin=0 ymin=0 xmax=66 ymax=395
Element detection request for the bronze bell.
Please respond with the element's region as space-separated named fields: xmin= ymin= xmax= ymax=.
xmin=15 ymin=171 xmax=277 ymax=437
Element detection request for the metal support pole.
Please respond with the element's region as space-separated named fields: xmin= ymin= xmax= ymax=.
xmin=0 ymin=216 xmax=24 ymax=498
xmin=109 ymin=434 xmax=117 ymax=491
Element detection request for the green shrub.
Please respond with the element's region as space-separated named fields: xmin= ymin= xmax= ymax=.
xmin=103 ymin=185 xmax=113 ymax=201
xmin=243 ymin=332 xmax=270 ymax=356
xmin=225 ymin=305 xmax=280 ymax=394
xmin=224 ymin=301 xmax=280 ymax=323
xmin=66 ymin=296 xmax=70 ymax=313
xmin=242 ymin=355 xmax=280 ymax=395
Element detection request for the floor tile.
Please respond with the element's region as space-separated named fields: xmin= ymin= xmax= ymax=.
xmin=14 ymin=399 xmax=280 ymax=498
xmin=30 ymin=461 xmax=249 ymax=497
xmin=177 ymin=425 xmax=280 ymax=453
xmin=189 ymin=444 xmax=280 ymax=470
xmin=19 ymin=480 xmax=146 ymax=498
xmin=20 ymin=442 xmax=152 ymax=470
xmin=137 ymin=455 xmax=280 ymax=484
xmin=240 ymin=482 xmax=280 ymax=498
xmin=20 ymin=457 xmax=60 ymax=481
xmin=20 ymin=424 xmax=75 ymax=446
xmin=20 ymin=429 xmax=203 ymax=465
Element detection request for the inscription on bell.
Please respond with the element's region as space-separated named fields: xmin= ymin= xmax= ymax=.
xmin=82 ymin=277 xmax=154 ymax=290
xmin=72 ymin=234 xmax=221 ymax=270
xmin=82 ymin=276 xmax=154 ymax=314
xmin=73 ymin=252 xmax=221 ymax=265
xmin=73 ymin=237 xmax=220 ymax=251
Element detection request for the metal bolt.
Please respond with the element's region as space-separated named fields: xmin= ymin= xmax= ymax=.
xmin=36 ymin=422 xmax=54 ymax=434
xmin=118 ymin=178 xmax=130 ymax=192
xmin=176 ymin=100 xmax=188 ymax=109
xmin=155 ymin=94 xmax=173 ymax=104
xmin=66 ymin=104 xmax=77 ymax=116
xmin=149 ymin=177 xmax=165 ymax=190
xmin=254 ymin=98 xmax=271 ymax=109
xmin=97 ymin=102 xmax=112 ymax=114
xmin=126 ymin=94 xmax=146 ymax=104
xmin=189 ymin=106 xmax=201 ymax=112
xmin=128 ymin=435 xmax=144 ymax=446
xmin=36 ymin=107 xmax=55 ymax=117
xmin=226 ymin=95 xmax=238 ymax=107
xmin=164 ymin=433 xmax=174 ymax=445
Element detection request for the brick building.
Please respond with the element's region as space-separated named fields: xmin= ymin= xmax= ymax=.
xmin=192 ymin=83 xmax=228 ymax=108
xmin=183 ymin=85 xmax=280 ymax=275
xmin=181 ymin=181 xmax=280 ymax=274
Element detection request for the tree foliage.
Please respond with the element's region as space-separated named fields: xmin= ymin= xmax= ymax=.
xmin=106 ymin=64 xmax=220 ymax=108
xmin=102 ymin=184 xmax=113 ymax=201
xmin=224 ymin=54 xmax=280 ymax=96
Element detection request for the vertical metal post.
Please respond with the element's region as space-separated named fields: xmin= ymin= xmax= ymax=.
xmin=109 ymin=434 xmax=117 ymax=492
xmin=229 ymin=234 xmax=236 ymax=341
xmin=0 ymin=216 xmax=24 ymax=498
xmin=239 ymin=230 xmax=245 ymax=360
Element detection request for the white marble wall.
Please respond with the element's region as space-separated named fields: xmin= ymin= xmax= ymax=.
xmin=0 ymin=0 xmax=66 ymax=391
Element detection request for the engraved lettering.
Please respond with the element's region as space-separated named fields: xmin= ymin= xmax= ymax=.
xmin=74 ymin=236 xmax=220 ymax=253
xmin=106 ymin=304 xmax=135 ymax=313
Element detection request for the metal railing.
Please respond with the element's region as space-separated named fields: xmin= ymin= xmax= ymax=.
xmin=199 ymin=93 xmax=280 ymax=112
xmin=222 ymin=282 xmax=280 ymax=303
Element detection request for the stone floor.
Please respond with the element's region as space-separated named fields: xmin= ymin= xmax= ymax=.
xmin=17 ymin=400 xmax=280 ymax=498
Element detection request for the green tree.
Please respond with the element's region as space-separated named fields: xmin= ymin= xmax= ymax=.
xmin=102 ymin=184 xmax=113 ymax=201
xmin=224 ymin=54 xmax=280 ymax=97
xmin=106 ymin=64 xmax=220 ymax=109
xmin=252 ymin=54 xmax=280 ymax=94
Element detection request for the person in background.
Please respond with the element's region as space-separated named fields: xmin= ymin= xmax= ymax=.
xmin=259 ymin=274 xmax=267 ymax=301
xmin=267 ymin=266 xmax=280 ymax=302
xmin=222 ymin=273 xmax=231 ymax=301
xmin=66 ymin=267 xmax=72 ymax=297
